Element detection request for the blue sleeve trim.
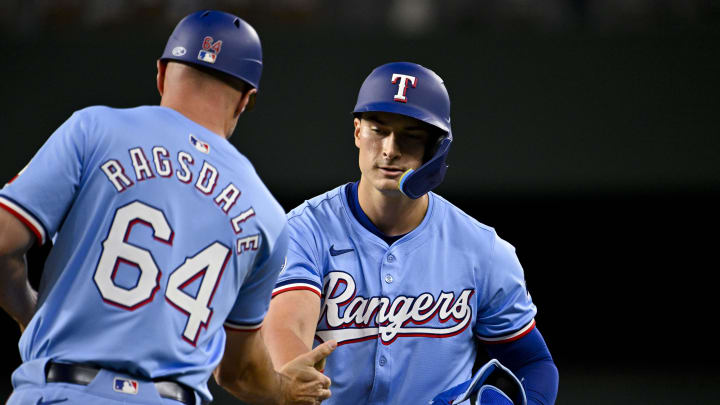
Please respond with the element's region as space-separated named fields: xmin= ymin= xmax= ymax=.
xmin=274 ymin=278 xmax=322 ymax=291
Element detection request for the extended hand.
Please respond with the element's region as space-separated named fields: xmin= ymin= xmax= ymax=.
xmin=279 ymin=340 xmax=337 ymax=404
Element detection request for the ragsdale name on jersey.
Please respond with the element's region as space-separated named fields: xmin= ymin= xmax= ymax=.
xmin=99 ymin=143 xmax=260 ymax=256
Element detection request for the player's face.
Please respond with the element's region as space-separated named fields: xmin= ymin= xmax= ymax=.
xmin=354 ymin=112 xmax=434 ymax=194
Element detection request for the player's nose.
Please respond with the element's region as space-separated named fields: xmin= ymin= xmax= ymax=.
xmin=381 ymin=132 xmax=402 ymax=160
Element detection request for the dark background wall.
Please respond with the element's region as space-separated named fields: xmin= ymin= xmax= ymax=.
xmin=1 ymin=1 xmax=719 ymax=403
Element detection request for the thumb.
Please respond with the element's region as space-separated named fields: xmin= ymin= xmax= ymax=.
xmin=303 ymin=340 xmax=337 ymax=366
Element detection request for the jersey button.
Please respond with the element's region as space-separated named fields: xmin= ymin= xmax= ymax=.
xmin=379 ymin=356 xmax=387 ymax=366
xmin=384 ymin=274 xmax=393 ymax=284
xmin=387 ymin=254 xmax=395 ymax=263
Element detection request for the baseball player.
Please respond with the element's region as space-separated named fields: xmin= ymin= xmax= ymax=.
xmin=263 ymin=62 xmax=559 ymax=404
xmin=0 ymin=10 xmax=335 ymax=405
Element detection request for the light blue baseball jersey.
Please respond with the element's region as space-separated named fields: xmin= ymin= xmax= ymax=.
xmin=0 ymin=105 xmax=287 ymax=401
xmin=272 ymin=184 xmax=536 ymax=405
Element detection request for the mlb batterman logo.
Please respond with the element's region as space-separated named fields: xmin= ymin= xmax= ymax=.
xmin=113 ymin=377 xmax=139 ymax=395
xmin=189 ymin=134 xmax=210 ymax=154
xmin=198 ymin=36 xmax=222 ymax=64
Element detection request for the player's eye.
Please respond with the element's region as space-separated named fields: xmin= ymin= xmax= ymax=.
xmin=405 ymin=132 xmax=426 ymax=141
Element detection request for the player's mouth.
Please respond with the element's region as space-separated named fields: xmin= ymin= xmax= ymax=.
xmin=377 ymin=165 xmax=405 ymax=177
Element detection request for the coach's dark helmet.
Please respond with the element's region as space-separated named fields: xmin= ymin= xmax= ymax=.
xmin=160 ymin=10 xmax=262 ymax=90
xmin=353 ymin=62 xmax=452 ymax=199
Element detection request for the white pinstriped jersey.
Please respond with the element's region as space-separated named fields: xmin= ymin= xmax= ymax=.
xmin=0 ymin=106 xmax=287 ymax=401
xmin=273 ymin=184 xmax=536 ymax=405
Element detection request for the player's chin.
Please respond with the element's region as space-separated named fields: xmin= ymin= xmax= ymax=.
xmin=372 ymin=178 xmax=403 ymax=194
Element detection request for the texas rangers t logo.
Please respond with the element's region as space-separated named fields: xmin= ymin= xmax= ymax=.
xmin=391 ymin=73 xmax=417 ymax=103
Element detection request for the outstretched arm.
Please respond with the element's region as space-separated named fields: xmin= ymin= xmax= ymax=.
xmin=215 ymin=327 xmax=335 ymax=405
xmin=0 ymin=207 xmax=37 ymax=333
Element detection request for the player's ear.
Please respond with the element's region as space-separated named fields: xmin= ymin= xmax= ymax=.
xmin=353 ymin=117 xmax=362 ymax=148
xmin=156 ymin=60 xmax=166 ymax=97
xmin=236 ymin=88 xmax=257 ymax=117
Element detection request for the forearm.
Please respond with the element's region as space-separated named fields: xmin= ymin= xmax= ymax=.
xmin=217 ymin=327 xmax=334 ymax=405
xmin=0 ymin=253 xmax=37 ymax=331
xmin=215 ymin=331 xmax=286 ymax=405
xmin=263 ymin=323 xmax=313 ymax=368
xmin=264 ymin=291 xmax=320 ymax=368
xmin=215 ymin=363 xmax=287 ymax=405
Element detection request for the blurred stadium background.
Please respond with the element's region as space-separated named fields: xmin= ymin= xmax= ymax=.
xmin=1 ymin=1 xmax=719 ymax=403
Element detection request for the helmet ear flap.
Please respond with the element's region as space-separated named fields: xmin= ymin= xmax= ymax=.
xmin=424 ymin=130 xmax=445 ymax=163
xmin=399 ymin=134 xmax=451 ymax=199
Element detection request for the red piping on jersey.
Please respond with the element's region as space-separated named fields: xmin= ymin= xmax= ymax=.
xmin=272 ymin=285 xmax=322 ymax=298
xmin=0 ymin=202 xmax=44 ymax=245
xmin=479 ymin=319 xmax=536 ymax=345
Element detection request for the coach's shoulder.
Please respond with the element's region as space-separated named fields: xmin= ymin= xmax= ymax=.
xmin=68 ymin=105 xmax=143 ymax=132
xmin=287 ymin=184 xmax=346 ymax=222
xmin=73 ymin=105 xmax=126 ymax=119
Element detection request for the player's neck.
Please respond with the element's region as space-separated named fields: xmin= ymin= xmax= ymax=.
xmin=160 ymin=96 xmax=234 ymax=139
xmin=357 ymin=179 xmax=428 ymax=236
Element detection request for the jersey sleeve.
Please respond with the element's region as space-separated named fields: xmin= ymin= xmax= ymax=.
xmin=224 ymin=224 xmax=289 ymax=331
xmin=0 ymin=111 xmax=89 ymax=245
xmin=474 ymin=233 xmax=537 ymax=344
xmin=271 ymin=214 xmax=323 ymax=298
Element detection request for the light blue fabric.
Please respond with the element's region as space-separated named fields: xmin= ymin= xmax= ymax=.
xmin=273 ymin=184 xmax=536 ymax=404
xmin=1 ymin=106 xmax=287 ymax=401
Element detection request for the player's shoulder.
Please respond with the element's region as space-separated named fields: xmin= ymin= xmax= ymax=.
xmin=430 ymin=192 xmax=497 ymax=237
xmin=430 ymin=193 xmax=519 ymax=258
xmin=286 ymin=184 xmax=347 ymax=223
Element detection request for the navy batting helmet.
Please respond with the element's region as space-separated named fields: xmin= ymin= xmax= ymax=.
xmin=353 ymin=62 xmax=452 ymax=199
xmin=160 ymin=10 xmax=262 ymax=90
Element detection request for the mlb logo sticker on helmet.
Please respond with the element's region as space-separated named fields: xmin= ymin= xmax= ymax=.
xmin=113 ymin=377 xmax=139 ymax=395
xmin=198 ymin=50 xmax=217 ymax=63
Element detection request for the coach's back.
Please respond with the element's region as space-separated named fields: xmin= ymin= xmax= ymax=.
xmin=1 ymin=105 xmax=286 ymax=400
